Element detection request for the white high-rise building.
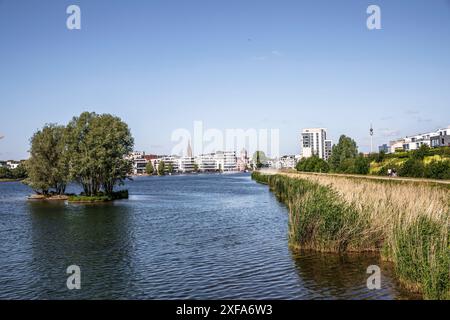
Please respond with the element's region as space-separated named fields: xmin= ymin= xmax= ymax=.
xmin=301 ymin=128 xmax=330 ymax=160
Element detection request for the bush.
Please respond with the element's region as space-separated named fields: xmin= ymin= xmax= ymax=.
xmin=0 ymin=165 xmax=27 ymax=180
xmin=336 ymin=156 xmax=370 ymax=175
xmin=0 ymin=167 xmax=12 ymax=179
xmin=296 ymin=155 xmax=330 ymax=173
xmin=353 ymin=156 xmax=371 ymax=174
xmin=425 ymin=160 xmax=450 ymax=180
xmin=411 ymin=144 xmax=431 ymax=160
xmin=68 ymin=189 xmax=129 ymax=202
xmin=399 ymin=158 xmax=425 ymax=178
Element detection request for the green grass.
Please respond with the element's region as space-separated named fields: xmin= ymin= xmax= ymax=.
xmin=0 ymin=178 xmax=21 ymax=182
xmin=68 ymin=190 xmax=129 ymax=202
xmin=393 ymin=216 xmax=449 ymax=299
xmin=254 ymin=172 xmax=374 ymax=252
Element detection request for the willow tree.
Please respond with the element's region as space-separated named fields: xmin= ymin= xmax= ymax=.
xmin=65 ymin=112 xmax=134 ymax=196
xmin=25 ymin=124 xmax=69 ymax=195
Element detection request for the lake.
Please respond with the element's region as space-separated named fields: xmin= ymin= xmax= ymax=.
xmin=0 ymin=174 xmax=416 ymax=299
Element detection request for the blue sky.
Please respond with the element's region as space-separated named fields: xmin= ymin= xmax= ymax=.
xmin=1 ymin=0 xmax=449 ymax=159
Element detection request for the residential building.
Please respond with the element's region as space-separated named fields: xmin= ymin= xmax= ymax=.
xmin=155 ymin=156 xmax=180 ymax=173
xmin=215 ymin=151 xmax=238 ymax=172
xmin=237 ymin=148 xmax=249 ymax=171
xmin=324 ymin=139 xmax=333 ymax=161
xmin=195 ymin=153 xmax=217 ymax=172
xmin=388 ymin=126 xmax=450 ymax=153
xmin=389 ymin=139 xmax=405 ymax=153
xmin=179 ymin=157 xmax=196 ymax=173
xmin=430 ymin=127 xmax=450 ymax=147
xmin=273 ymin=155 xmax=297 ymax=169
xmin=133 ymin=158 xmax=147 ymax=175
xmin=301 ymin=128 xmax=329 ymax=160
xmin=378 ymin=144 xmax=389 ymax=153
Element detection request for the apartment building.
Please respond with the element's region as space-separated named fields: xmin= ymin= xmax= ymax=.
xmin=179 ymin=157 xmax=196 ymax=173
xmin=272 ymin=155 xmax=297 ymax=169
xmin=388 ymin=126 xmax=450 ymax=153
xmin=195 ymin=153 xmax=217 ymax=172
xmin=324 ymin=140 xmax=333 ymax=161
xmin=155 ymin=156 xmax=180 ymax=173
xmin=237 ymin=148 xmax=249 ymax=171
xmin=301 ymin=128 xmax=332 ymax=160
xmin=215 ymin=151 xmax=238 ymax=172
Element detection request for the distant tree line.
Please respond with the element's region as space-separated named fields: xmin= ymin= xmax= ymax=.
xmin=296 ymin=135 xmax=450 ymax=179
xmin=296 ymin=135 xmax=371 ymax=175
xmin=24 ymin=112 xmax=134 ymax=195
xmin=0 ymin=164 xmax=27 ymax=180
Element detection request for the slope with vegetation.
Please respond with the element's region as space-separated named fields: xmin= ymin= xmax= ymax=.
xmin=296 ymin=134 xmax=450 ymax=180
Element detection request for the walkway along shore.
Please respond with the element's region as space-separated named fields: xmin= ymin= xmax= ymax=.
xmin=252 ymin=170 xmax=450 ymax=299
xmin=259 ymin=168 xmax=450 ymax=185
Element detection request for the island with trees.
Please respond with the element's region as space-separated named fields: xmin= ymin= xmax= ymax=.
xmin=25 ymin=112 xmax=134 ymax=202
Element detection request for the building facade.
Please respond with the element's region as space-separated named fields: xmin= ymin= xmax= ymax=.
xmin=301 ymin=128 xmax=331 ymax=160
xmin=195 ymin=153 xmax=217 ymax=172
xmin=388 ymin=126 xmax=450 ymax=153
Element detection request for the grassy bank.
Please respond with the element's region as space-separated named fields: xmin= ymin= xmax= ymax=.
xmin=68 ymin=190 xmax=129 ymax=203
xmin=0 ymin=178 xmax=21 ymax=182
xmin=252 ymin=171 xmax=450 ymax=299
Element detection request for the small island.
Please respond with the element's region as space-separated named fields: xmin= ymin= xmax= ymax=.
xmin=24 ymin=112 xmax=134 ymax=203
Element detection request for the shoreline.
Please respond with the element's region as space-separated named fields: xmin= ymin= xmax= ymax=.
xmin=252 ymin=171 xmax=449 ymax=299
xmin=0 ymin=178 xmax=23 ymax=183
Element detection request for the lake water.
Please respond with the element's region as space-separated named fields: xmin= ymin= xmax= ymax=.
xmin=0 ymin=174 xmax=417 ymax=299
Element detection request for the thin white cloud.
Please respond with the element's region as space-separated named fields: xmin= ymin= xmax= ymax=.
xmin=379 ymin=128 xmax=400 ymax=138
xmin=271 ymin=50 xmax=283 ymax=56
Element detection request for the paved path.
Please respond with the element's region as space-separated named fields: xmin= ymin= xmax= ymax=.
xmin=257 ymin=169 xmax=450 ymax=185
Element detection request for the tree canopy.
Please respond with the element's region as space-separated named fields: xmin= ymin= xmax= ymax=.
xmin=146 ymin=161 xmax=154 ymax=175
xmin=253 ymin=151 xmax=267 ymax=168
xmin=296 ymin=155 xmax=330 ymax=173
xmin=329 ymin=135 xmax=358 ymax=172
xmin=25 ymin=112 xmax=134 ymax=196
xmin=66 ymin=112 xmax=134 ymax=195
xmin=24 ymin=124 xmax=69 ymax=195
xmin=158 ymin=161 xmax=165 ymax=176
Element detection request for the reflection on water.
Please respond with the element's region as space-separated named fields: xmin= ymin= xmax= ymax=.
xmin=28 ymin=202 xmax=135 ymax=299
xmin=290 ymin=250 xmax=420 ymax=300
xmin=0 ymin=175 xmax=419 ymax=299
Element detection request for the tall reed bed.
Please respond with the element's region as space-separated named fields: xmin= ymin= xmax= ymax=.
xmin=251 ymin=171 xmax=450 ymax=299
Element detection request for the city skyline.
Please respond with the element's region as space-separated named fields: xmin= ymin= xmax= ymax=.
xmin=1 ymin=0 xmax=450 ymax=159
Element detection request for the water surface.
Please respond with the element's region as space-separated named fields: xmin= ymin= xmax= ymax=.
xmin=0 ymin=174 xmax=417 ymax=299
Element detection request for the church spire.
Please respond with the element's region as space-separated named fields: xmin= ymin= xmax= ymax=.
xmin=187 ymin=139 xmax=193 ymax=157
